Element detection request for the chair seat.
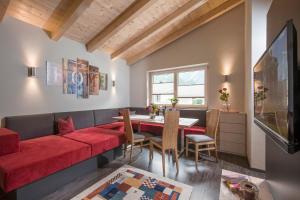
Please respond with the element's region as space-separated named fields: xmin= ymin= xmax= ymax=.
xmin=134 ymin=132 xmax=153 ymax=140
xmin=150 ymin=136 xmax=162 ymax=146
xmin=186 ymin=134 xmax=214 ymax=143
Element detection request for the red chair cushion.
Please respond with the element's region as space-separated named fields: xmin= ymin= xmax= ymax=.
xmin=0 ymin=135 xmax=91 ymax=192
xmin=57 ymin=116 xmax=75 ymax=135
xmin=0 ymin=128 xmax=20 ymax=156
xmin=63 ymin=127 xmax=125 ymax=156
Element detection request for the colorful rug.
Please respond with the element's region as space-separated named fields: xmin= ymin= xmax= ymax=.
xmin=72 ymin=165 xmax=193 ymax=200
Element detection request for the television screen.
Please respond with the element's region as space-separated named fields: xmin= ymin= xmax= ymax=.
xmin=254 ymin=26 xmax=289 ymax=142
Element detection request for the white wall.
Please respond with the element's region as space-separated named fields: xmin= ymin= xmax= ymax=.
xmin=0 ymin=17 xmax=130 ymax=120
xmin=130 ymin=4 xmax=245 ymax=112
xmin=245 ymin=0 xmax=272 ymax=170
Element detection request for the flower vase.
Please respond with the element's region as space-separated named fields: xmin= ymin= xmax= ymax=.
xmin=222 ymin=102 xmax=231 ymax=112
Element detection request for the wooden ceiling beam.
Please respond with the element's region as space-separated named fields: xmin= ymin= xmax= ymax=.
xmin=86 ymin=0 xmax=157 ymax=52
xmin=111 ymin=0 xmax=208 ymax=60
xmin=45 ymin=0 xmax=94 ymax=41
xmin=0 ymin=0 xmax=11 ymax=23
xmin=127 ymin=0 xmax=244 ymax=65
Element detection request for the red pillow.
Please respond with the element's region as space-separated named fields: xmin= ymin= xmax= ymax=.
xmin=57 ymin=116 xmax=75 ymax=135
xmin=0 ymin=128 xmax=20 ymax=156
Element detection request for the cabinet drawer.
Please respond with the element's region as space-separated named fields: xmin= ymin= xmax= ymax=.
xmin=219 ymin=141 xmax=246 ymax=156
xmin=220 ymin=113 xmax=246 ymax=124
xmin=220 ymin=132 xmax=245 ymax=143
xmin=220 ymin=123 xmax=245 ymax=134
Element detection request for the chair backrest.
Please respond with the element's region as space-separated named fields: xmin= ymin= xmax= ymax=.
xmin=162 ymin=110 xmax=180 ymax=149
xmin=121 ymin=109 xmax=134 ymax=144
xmin=206 ymin=109 xmax=220 ymax=140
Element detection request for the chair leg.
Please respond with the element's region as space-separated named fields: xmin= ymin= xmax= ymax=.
xmin=208 ymin=144 xmax=211 ymax=157
xmin=215 ymin=144 xmax=219 ymax=162
xmin=185 ymin=138 xmax=189 ymax=157
xmin=195 ymin=144 xmax=199 ymax=169
xmin=129 ymin=144 xmax=133 ymax=163
xmin=140 ymin=142 xmax=143 ymax=152
xmin=162 ymin=150 xmax=166 ymax=176
xmin=149 ymin=142 xmax=153 ymax=160
xmin=174 ymin=148 xmax=179 ymax=174
xmin=124 ymin=143 xmax=127 ymax=158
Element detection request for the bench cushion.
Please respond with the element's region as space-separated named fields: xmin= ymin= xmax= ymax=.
xmin=0 ymin=129 xmax=20 ymax=156
xmin=96 ymin=122 xmax=125 ymax=132
xmin=0 ymin=135 xmax=91 ymax=192
xmin=63 ymin=127 xmax=125 ymax=156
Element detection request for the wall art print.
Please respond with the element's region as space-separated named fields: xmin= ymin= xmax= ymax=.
xmin=99 ymin=73 xmax=108 ymax=91
xmin=77 ymin=58 xmax=89 ymax=99
xmin=63 ymin=59 xmax=77 ymax=94
xmin=89 ymin=65 xmax=100 ymax=95
xmin=46 ymin=61 xmax=62 ymax=86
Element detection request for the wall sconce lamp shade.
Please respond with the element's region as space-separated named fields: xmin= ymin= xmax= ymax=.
xmin=28 ymin=67 xmax=36 ymax=77
xmin=112 ymin=80 xmax=116 ymax=87
xmin=224 ymin=75 xmax=229 ymax=82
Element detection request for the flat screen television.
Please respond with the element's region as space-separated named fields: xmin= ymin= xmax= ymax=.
xmin=254 ymin=20 xmax=300 ymax=153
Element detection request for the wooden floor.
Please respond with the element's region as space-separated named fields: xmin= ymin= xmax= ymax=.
xmin=42 ymin=148 xmax=264 ymax=200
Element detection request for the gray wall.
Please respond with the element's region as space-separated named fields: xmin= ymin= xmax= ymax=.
xmin=0 ymin=17 xmax=130 ymax=120
xmin=266 ymin=1 xmax=300 ymax=199
xmin=130 ymin=4 xmax=245 ymax=112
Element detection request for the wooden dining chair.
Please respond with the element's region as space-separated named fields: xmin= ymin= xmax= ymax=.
xmin=122 ymin=109 xmax=153 ymax=162
xmin=185 ymin=109 xmax=220 ymax=167
xmin=149 ymin=110 xmax=180 ymax=176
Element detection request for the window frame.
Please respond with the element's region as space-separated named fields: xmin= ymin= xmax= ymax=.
xmin=147 ymin=64 xmax=208 ymax=108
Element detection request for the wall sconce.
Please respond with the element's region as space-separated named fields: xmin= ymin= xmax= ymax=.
xmin=27 ymin=67 xmax=37 ymax=77
xmin=112 ymin=80 xmax=116 ymax=87
xmin=224 ymin=75 xmax=229 ymax=82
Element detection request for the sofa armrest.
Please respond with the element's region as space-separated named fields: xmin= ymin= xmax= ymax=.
xmin=0 ymin=128 xmax=20 ymax=156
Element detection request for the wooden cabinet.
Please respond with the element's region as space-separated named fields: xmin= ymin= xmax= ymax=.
xmin=218 ymin=112 xmax=246 ymax=156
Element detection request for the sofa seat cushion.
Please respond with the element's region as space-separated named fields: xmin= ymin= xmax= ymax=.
xmin=96 ymin=122 xmax=125 ymax=132
xmin=0 ymin=128 xmax=20 ymax=156
xmin=63 ymin=127 xmax=125 ymax=156
xmin=140 ymin=123 xmax=163 ymax=136
xmin=0 ymin=135 xmax=91 ymax=192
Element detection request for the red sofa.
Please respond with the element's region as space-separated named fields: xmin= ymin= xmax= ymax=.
xmin=0 ymin=126 xmax=125 ymax=193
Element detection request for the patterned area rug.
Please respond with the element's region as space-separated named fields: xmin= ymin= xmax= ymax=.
xmin=72 ymin=165 xmax=193 ymax=200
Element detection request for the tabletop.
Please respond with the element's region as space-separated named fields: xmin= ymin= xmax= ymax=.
xmin=113 ymin=114 xmax=199 ymax=128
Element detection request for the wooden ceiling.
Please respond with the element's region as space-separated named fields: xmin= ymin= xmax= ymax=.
xmin=1 ymin=0 xmax=244 ymax=65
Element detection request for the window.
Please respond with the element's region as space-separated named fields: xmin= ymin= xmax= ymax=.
xmin=149 ymin=65 xmax=207 ymax=107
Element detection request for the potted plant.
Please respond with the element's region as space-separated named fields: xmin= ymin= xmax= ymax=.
xmin=218 ymin=88 xmax=230 ymax=112
xmin=147 ymin=103 xmax=159 ymax=119
xmin=170 ymin=97 xmax=179 ymax=108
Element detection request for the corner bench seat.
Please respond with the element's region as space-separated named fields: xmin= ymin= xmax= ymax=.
xmin=0 ymin=135 xmax=91 ymax=193
xmin=62 ymin=127 xmax=126 ymax=156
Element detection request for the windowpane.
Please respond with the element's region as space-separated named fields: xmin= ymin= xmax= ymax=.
xmin=178 ymin=70 xmax=204 ymax=85
xmin=152 ymin=83 xmax=174 ymax=94
xmin=178 ymin=85 xmax=205 ymax=97
xmin=178 ymin=98 xmax=205 ymax=105
xmin=152 ymin=95 xmax=173 ymax=104
xmin=153 ymin=73 xmax=174 ymax=83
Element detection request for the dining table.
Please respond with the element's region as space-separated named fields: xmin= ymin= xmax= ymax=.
xmin=112 ymin=114 xmax=199 ymax=157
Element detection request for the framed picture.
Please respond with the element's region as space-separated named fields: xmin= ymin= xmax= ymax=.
xmin=77 ymin=58 xmax=89 ymax=99
xmin=63 ymin=59 xmax=77 ymax=94
xmin=46 ymin=61 xmax=62 ymax=86
xmin=89 ymin=65 xmax=99 ymax=95
xmin=99 ymin=73 xmax=108 ymax=90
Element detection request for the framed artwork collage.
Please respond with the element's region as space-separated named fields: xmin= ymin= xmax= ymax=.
xmin=46 ymin=58 xmax=108 ymax=99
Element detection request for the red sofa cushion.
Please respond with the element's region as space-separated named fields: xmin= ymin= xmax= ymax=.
xmin=57 ymin=116 xmax=75 ymax=135
xmin=0 ymin=128 xmax=20 ymax=156
xmin=183 ymin=126 xmax=206 ymax=135
xmin=0 ymin=135 xmax=91 ymax=192
xmin=63 ymin=127 xmax=125 ymax=156
xmin=96 ymin=122 xmax=125 ymax=132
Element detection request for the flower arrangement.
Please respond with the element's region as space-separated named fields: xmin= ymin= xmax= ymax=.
xmin=147 ymin=103 xmax=159 ymax=118
xmin=170 ymin=97 xmax=179 ymax=108
xmin=218 ymin=87 xmax=230 ymax=112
